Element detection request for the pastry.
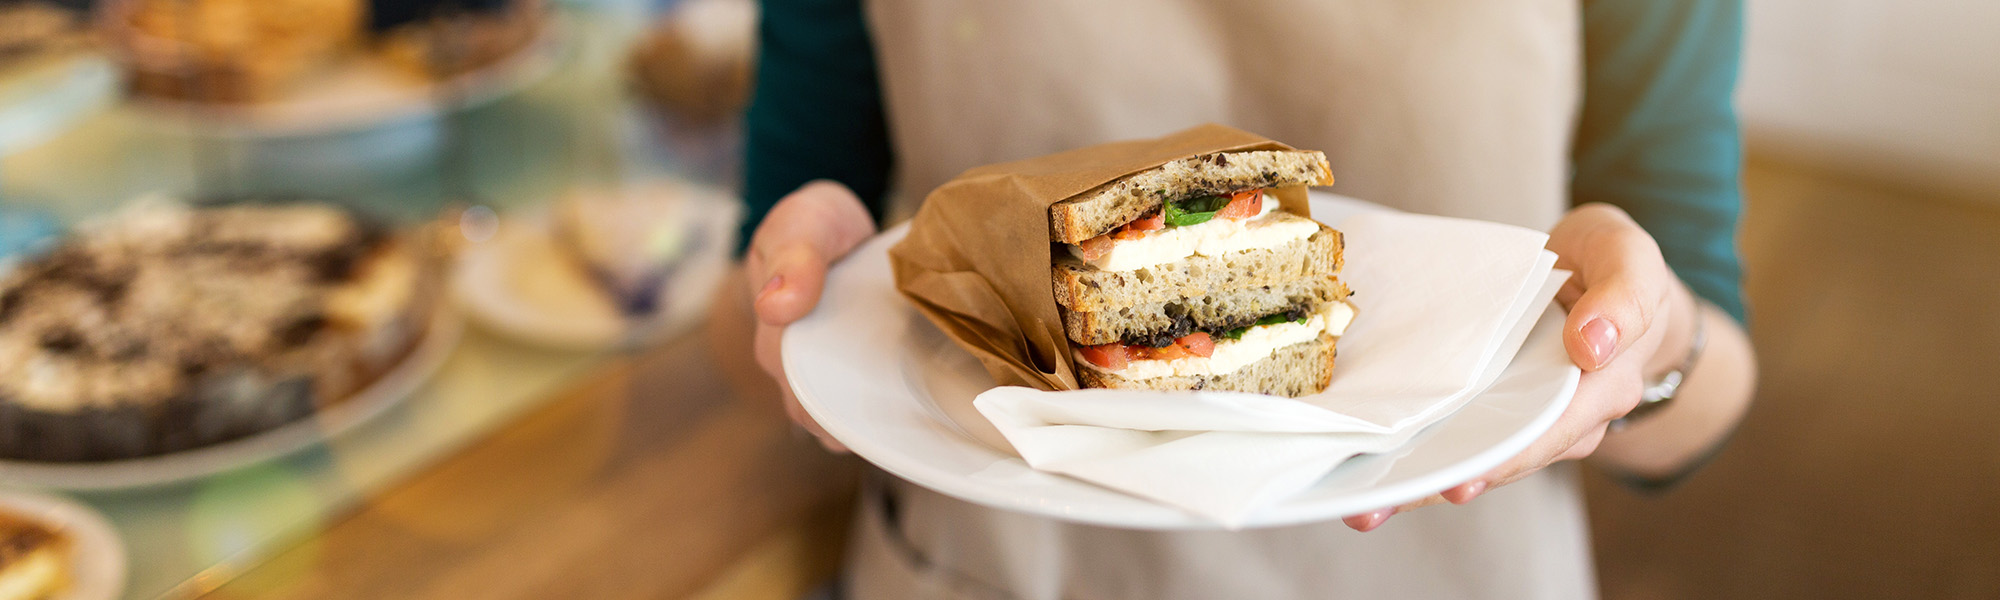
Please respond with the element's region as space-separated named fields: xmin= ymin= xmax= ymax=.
xmin=372 ymin=0 xmax=544 ymax=80
xmin=626 ymin=0 xmax=756 ymax=124
xmin=0 ymin=510 xmax=68 ymax=600
xmin=0 ymin=200 xmax=434 ymax=461
xmin=0 ymin=1 xmax=92 ymax=78
xmin=108 ymin=0 xmax=365 ymax=103
xmin=547 ymin=183 xmax=702 ymax=316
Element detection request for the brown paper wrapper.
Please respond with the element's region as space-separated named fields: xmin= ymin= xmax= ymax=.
xmin=888 ymin=124 xmax=1314 ymax=391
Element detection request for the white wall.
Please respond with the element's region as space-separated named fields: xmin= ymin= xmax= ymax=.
xmin=1740 ymin=0 xmax=2000 ymax=202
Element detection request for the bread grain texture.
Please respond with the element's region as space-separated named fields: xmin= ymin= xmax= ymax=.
xmin=1076 ymin=334 xmax=1337 ymax=397
xmin=1048 ymin=150 xmax=1334 ymax=244
xmin=1062 ymin=276 xmax=1349 ymax=346
xmin=1053 ymin=223 xmax=1344 ymax=313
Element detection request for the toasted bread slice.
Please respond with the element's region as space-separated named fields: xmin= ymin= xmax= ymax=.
xmin=1076 ymin=334 xmax=1337 ymax=397
xmin=1048 ymin=150 xmax=1333 ymax=244
xmin=1061 ymin=276 xmax=1348 ymax=346
xmin=1053 ymin=224 xmax=1343 ymax=313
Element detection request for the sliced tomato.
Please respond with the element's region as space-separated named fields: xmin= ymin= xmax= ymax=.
xmin=1143 ymin=343 xmax=1192 ymax=361
xmin=1176 ymin=332 xmax=1215 ymax=357
xmin=1112 ymin=211 xmax=1165 ymax=240
xmin=1077 ymin=343 xmax=1129 ymax=370
xmin=1217 ymin=189 xmax=1264 ymax=220
xmin=1127 ymin=210 xmax=1165 ymax=231
xmin=1075 ymin=235 xmax=1116 ymax=261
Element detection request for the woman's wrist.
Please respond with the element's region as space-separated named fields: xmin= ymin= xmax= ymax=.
xmin=1594 ymin=302 xmax=1754 ymax=484
xmin=1643 ymin=281 xmax=1706 ymax=382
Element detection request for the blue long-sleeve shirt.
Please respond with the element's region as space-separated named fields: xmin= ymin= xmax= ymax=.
xmin=740 ymin=0 xmax=1748 ymax=324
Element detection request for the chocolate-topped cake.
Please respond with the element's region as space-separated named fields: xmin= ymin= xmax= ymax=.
xmin=0 ymin=201 xmax=433 ymax=462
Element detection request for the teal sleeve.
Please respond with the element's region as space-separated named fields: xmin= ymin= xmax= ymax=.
xmin=738 ymin=0 xmax=893 ymax=254
xmin=1573 ymin=0 xmax=1749 ymax=324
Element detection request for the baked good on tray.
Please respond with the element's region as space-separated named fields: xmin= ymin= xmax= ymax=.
xmin=626 ymin=0 xmax=756 ymax=124
xmin=0 ymin=1 xmax=93 ymax=78
xmin=1053 ymin=150 xmax=1355 ymax=397
xmin=109 ymin=0 xmax=366 ymax=103
xmin=105 ymin=0 xmax=543 ymax=103
xmin=0 ymin=200 xmax=434 ymax=462
xmin=0 ymin=508 xmax=69 ymax=599
xmin=374 ymin=0 xmax=545 ymax=80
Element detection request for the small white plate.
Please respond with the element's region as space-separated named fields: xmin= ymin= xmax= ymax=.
xmin=0 ymin=305 xmax=463 ymax=491
xmin=452 ymin=190 xmax=739 ymax=351
xmin=784 ymin=195 xmax=1579 ymax=530
xmin=0 ymin=490 xmax=126 ymax=600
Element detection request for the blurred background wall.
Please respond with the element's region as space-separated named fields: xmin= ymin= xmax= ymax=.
xmin=1587 ymin=1 xmax=2000 ymax=598
xmin=1738 ymin=0 xmax=2000 ymax=203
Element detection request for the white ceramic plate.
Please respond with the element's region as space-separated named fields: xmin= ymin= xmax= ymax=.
xmin=784 ymin=195 xmax=1579 ymax=530
xmin=0 ymin=305 xmax=463 ymax=491
xmin=0 ymin=490 xmax=125 ymax=600
xmin=452 ymin=189 xmax=739 ymax=351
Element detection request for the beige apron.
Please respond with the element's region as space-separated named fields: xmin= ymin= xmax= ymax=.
xmin=850 ymin=1 xmax=1592 ymax=598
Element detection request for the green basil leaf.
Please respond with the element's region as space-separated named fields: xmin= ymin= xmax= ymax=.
xmin=1178 ymin=195 xmax=1232 ymax=213
xmin=1164 ymin=209 xmax=1216 ymax=227
xmin=1161 ymin=195 xmax=1230 ymax=227
xmin=1220 ymin=327 xmax=1249 ymax=340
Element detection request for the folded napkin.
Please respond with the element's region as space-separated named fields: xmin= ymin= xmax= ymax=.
xmin=973 ymin=211 xmax=1571 ymax=527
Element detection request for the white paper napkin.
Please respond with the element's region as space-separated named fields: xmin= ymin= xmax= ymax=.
xmin=973 ymin=211 xmax=1572 ymax=526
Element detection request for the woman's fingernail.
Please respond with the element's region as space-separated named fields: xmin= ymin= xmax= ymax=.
xmin=1349 ymin=508 xmax=1394 ymax=531
xmin=1369 ymin=508 xmax=1395 ymax=529
xmin=1583 ymin=318 xmax=1619 ymax=367
xmin=757 ymin=275 xmax=784 ymax=302
xmin=1447 ymin=481 xmax=1487 ymax=504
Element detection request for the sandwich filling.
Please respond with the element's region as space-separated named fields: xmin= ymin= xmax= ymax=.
xmin=1066 ymin=190 xmax=1319 ymax=272
xmin=1075 ymin=302 xmax=1355 ymax=380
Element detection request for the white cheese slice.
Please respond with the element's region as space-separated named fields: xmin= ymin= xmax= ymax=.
xmin=1077 ymin=302 xmax=1355 ymax=381
xmin=1067 ymin=195 xmax=1318 ymax=272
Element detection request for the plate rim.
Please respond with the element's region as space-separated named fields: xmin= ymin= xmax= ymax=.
xmin=784 ymin=195 xmax=1579 ymax=529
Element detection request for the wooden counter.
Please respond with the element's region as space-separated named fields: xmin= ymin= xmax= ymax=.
xmin=203 ymin=274 xmax=861 ymax=599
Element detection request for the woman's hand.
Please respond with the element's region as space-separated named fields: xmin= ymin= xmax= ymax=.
xmin=743 ymin=180 xmax=878 ymax=452
xmin=1343 ymin=203 xmax=1701 ymax=531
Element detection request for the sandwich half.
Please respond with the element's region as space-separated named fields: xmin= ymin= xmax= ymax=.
xmin=1052 ymin=150 xmax=1353 ymax=397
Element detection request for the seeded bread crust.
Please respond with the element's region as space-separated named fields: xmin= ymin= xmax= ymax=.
xmin=1075 ymin=334 xmax=1337 ymax=397
xmin=1053 ymin=222 xmax=1343 ymax=313
xmin=1048 ymin=150 xmax=1334 ymax=244
xmin=1061 ymin=276 xmax=1349 ymax=346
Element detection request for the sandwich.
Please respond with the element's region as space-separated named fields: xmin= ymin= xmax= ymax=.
xmin=1050 ymin=150 xmax=1354 ymax=397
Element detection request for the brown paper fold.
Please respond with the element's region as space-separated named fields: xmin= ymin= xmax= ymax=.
xmin=888 ymin=124 xmax=1313 ymax=391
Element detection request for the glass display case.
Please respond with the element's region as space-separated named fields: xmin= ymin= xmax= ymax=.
xmin=0 ymin=0 xmax=752 ymax=596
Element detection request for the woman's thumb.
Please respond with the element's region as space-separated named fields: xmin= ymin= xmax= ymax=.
xmin=746 ymin=181 xmax=877 ymax=326
xmin=1550 ymin=204 xmax=1667 ymax=371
